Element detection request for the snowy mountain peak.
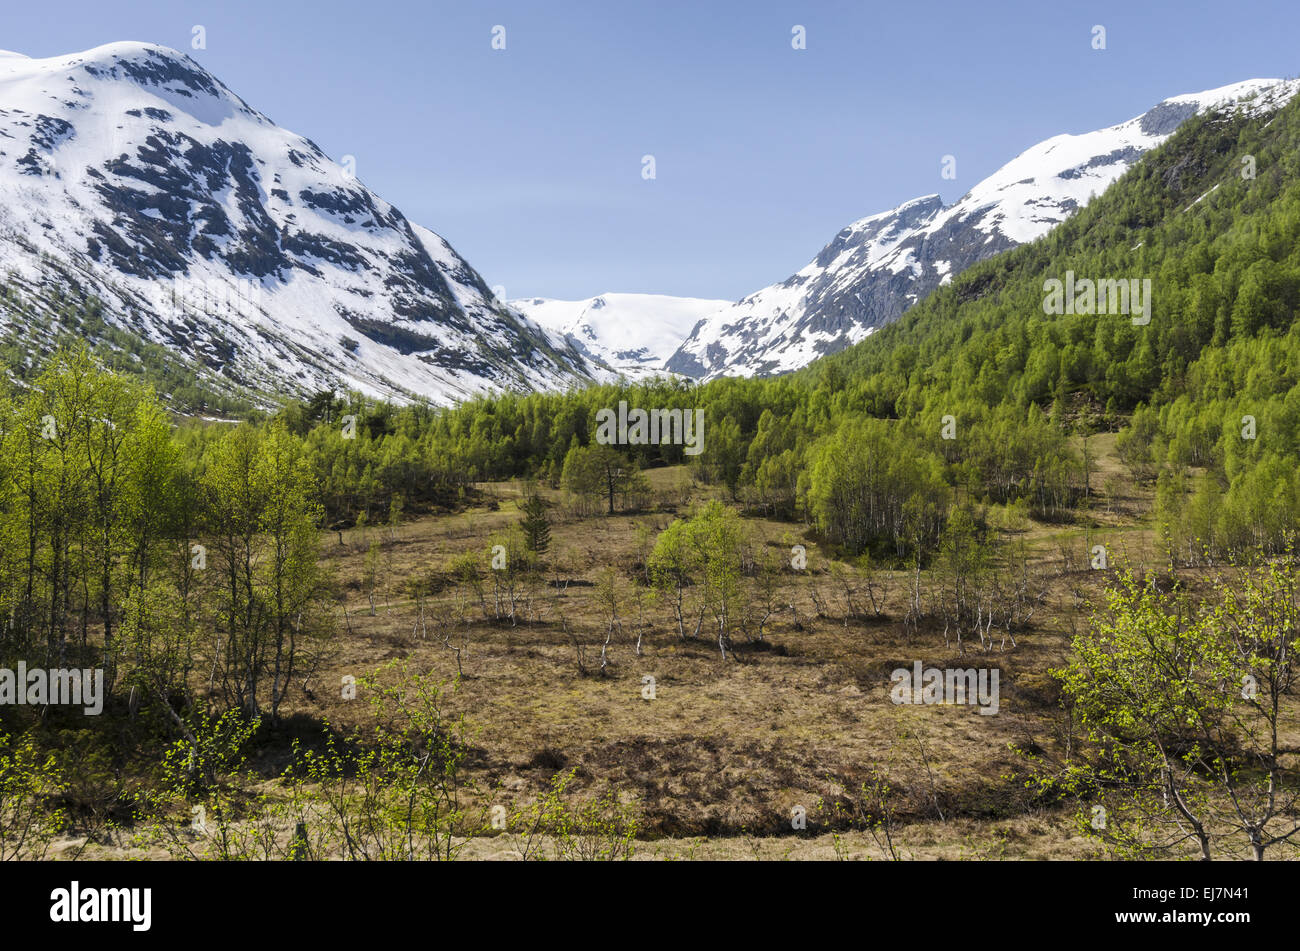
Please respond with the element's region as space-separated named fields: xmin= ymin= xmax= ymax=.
xmin=0 ymin=42 xmax=597 ymax=405
xmin=3 ymin=42 xmax=271 ymax=130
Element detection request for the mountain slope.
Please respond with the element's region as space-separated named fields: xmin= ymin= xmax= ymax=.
xmin=807 ymin=76 xmax=1300 ymax=414
xmin=667 ymin=78 xmax=1298 ymax=381
xmin=0 ymin=42 xmax=597 ymax=406
xmin=512 ymin=293 xmax=728 ymax=378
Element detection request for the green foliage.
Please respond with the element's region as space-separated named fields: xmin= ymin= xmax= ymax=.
xmin=1041 ymin=561 xmax=1300 ymax=860
xmin=649 ymin=500 xmax=754 ymax=655
xmin=286 ymin=663 xmax=479 ymax=861
xmin=562 ymin=442 xmax=648 ymax=515
xmin=518 ymin=492 xmax=551 ymax=556
xmin=201 ymin=422 xmax=333 ymax=718
xmin=806 ymin=417 xmax=948 ymax=557
xmin=133 ymin=663 xmax=481 ymax=860
xmin=0 ymin=729 xmax=67 ymax=860
xmin=0 ymin=347 xmax=334 ymax=729
xmin=508 ymin=768 xmax=639 ymax=861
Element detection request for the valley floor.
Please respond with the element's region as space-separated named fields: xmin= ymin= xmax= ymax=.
xmin=54 ymin=439 xmax=1262 ymax=861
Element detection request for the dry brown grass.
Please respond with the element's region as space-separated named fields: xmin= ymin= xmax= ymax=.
xmin=189 ymin=456 xmax=1161 ymax=860
xmin=69 ymin=446 xmax=1287 ymax=860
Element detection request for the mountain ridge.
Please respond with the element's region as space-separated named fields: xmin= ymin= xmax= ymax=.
xmin=0 ymin=41 xmax=601 ymax=407
xmin=663 ymin=77 xmax=1298 ymax=381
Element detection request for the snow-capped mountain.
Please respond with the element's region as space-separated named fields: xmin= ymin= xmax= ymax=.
xmin=0 ymin=42 xmax=598 ymax=405
xmin=512 ymin=293 xmax=728 ymax=379
xmin=666 ymin=78 xmax=1300 ymax=380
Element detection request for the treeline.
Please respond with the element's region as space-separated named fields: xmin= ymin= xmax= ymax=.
xmin=273 ymin=363 xmax=1091 ymax=562
xmin=0 ymin=349 xmax=332 ymax=723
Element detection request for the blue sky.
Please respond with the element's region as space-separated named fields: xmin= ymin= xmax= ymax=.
xmin=4 ymin=0 xmax=1299 ymax=300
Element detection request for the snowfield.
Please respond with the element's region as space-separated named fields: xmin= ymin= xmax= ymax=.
xmin=512 ymin=293 xmax=730 ymax=380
